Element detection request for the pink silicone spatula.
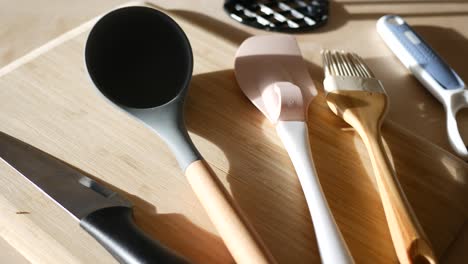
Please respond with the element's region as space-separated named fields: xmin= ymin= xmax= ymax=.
xmin=234 ymin=35 xmax=354 ymax=264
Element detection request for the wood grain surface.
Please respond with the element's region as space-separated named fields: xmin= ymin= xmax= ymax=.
xmin=0 ymin=1 xmax=467 ymax=263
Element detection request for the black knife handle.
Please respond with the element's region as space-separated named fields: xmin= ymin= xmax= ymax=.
xmin=80 ymin=206 xmax=190 ymax=264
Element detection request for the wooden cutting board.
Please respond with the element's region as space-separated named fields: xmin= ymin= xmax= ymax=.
xmin=0 ymin=2 xmax=467 ymax=263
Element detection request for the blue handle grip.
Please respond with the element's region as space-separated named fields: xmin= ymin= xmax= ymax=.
xmin=383 ymin=15 xmax=464 ymax=90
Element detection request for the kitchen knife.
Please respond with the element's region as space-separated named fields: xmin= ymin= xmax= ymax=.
xmin=0 ymin=131 xmax=190 ymax=264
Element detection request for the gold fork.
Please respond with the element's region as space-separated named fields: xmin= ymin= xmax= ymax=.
xmin=322 ymin=50 xmax=436 ymax=264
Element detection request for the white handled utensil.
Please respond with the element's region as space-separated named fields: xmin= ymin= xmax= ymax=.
xmin=235 ymin=35 xmax=354 ymax=264
xmin=377 ymin=15 xmax=467 ymax=159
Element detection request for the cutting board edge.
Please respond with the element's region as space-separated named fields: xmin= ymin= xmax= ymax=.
xmin=0 ymin=1 xmax=161 ymax=78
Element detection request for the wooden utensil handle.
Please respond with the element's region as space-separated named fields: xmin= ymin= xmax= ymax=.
xmin=363 ymin=132 xmax=437 ymax=264
xmin=185 ymin=160 xmax=276 ymax=264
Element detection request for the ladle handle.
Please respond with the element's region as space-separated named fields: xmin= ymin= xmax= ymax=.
xmin=185 ymin=160 xmax=277 ymax=264
xmin=276 ymin=121 xmax=354 ymax=264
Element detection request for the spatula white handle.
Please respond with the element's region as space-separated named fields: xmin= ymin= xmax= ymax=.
xmin=276 ymin=121 xmax=354 ymax=264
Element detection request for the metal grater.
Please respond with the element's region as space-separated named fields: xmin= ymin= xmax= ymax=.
xmin=224 ymin=0 xmax=329 ymax=33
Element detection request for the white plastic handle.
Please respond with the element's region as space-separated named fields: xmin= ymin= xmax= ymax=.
xmin=276 ymin=121 xmax=354 ymax=264
xmin=445 ymin=91 xmax=468 ymax=160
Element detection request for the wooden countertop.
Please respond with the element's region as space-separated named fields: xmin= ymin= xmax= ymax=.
xmin=0 ymin=1 xmax=467 ymax=263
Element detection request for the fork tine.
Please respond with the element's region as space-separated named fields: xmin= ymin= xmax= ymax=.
xmin=323 ymin=50 xmax=375 ymax=79
xmin=343 ymin=52 xmax=358 ymax=77
xmin=341 ymin=51 xmax=357 ymax=77
xmin=327 ymin=50 xmax=334 ymax=76
xmin=352 ymin=53 xmax=375 ymax=78
xmin=324 ymin=50 xmax=336 ymax=76
xmin=327 ymin=50 xmax=337 ymax=76
xmin=349 ymin=53 xmax=367 ymax=77
xmin=322 ymin=50 xmax=331 ymax=76
xmin=337 ymin=51 xmax=350 ymax=76
xmin=331 ymin=51 xmax=344 ymax=76
xmin=336 ymin=51 xmax=348 ymax=76
xmin=324 ymin=50 xmax=360 ymax=77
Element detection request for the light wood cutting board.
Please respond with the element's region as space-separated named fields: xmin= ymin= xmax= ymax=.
xmin=0 ymin=2 xmax=467 ymax=264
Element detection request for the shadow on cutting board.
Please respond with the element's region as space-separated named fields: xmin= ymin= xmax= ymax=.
xmin=93 ymin=180 xmax=234 ymax=264
xmin=173 ymin=9 xmax=468 ymax=263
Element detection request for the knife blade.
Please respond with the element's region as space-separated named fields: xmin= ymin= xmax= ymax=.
xmin=0 ymin=131 xmax=189 ymax=264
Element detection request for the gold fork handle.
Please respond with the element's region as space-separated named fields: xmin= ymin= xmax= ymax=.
xmin=362 ymin=131 xmax=437 ymax=264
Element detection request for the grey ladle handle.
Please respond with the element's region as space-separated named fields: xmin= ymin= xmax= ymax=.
xmin=125 ymin=103 xmax=277 ymax=263
xmin=156 ymin=119 xmax=201 ymax=170
xmin=126 ymin=102 xmax=201 ymax=171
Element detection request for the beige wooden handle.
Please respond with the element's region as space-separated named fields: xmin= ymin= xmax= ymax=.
xmin=364 ymin=134 xmax=437 ymax=264
xmin=185 ymin=160 xmax=276 ymax=264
